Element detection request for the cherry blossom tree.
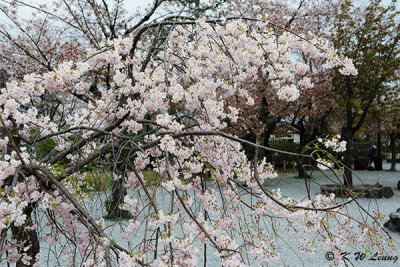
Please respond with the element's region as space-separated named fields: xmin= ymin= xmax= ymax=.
xmin=1 ymin=13 xmax=394 ymax=267
xmin=0 ymin=0 xmax=176 ymax=219
xmin=0 ymin=0 xmax=346 ymax=213
xmin=288 ymin=77 xmax=339 ymax=177
xmin=220 ymin=0 xmax=344 ymax=178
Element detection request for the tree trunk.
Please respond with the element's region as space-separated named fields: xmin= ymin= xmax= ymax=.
xmin=262 ymin=122 xmax=278 ymax=163
xmin=297 ymin=126 xmax=307 ymax=178
xmin=1 ymin=70 xmax=39 ymax=265
xmin=375 ymin=131 xmax=383 ymax=170
xmin=106 ymin=162 xmax=129 ymax=219
xmin=259 ymin=95 xmax=280 ymax=164
xmin=242 ymin=130 xmax=257 ymax=161
xmin=342 ymin=126 xmax=353 ymax=188
xmin=342 ymin=86 xmax=354 ymax=188
xmin=390 ymin=134 xmax=397 ymax=171
xmin=0 ymin=69 xmax=9 ymax=88
xmin=11 ymin=205 xmax=40 ymax=267
xmin=296 ymin=157 xmax=307 ymax=178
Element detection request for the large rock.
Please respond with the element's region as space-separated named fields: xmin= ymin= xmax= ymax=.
xmin=320 ymin=184 xmax=347 ymax=197
xmin=365 ymin=188 xmax=383 ymax=198
xmin=382 ymin=186 xmax=394 ymax=198
xmin=384 ymin=209 xmax=400 ymax=232
xmin=320 ymin=184 xmax=394 ymax=198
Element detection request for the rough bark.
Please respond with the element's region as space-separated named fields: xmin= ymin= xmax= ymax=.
xmin=1 ymin=70 xmax=40 ymax=265
xmin=106 ymin=162 xmax=129 ymax=218
xmin=10 ymin=205 xmax=40 ymax=267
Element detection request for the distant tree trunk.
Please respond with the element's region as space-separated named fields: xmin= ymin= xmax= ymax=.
xmin=242 ymin=130 xmax=257 ymax=161
xmin=375 ymin=130 xmax=383 ymax=170
xmin=262 ymin=122 xmax=279 ymax=163
xmin=390 ymin=134 xmax=397 ymax=171
xmin=341 ymin=86 xmax=355 ymax=188
xmin=296 ymin=157 xmax=307 ymax=178
xmin=342 ymin=123 xmax=353 ymax=188
xmin=259 ymin=96 xmax=280 ymax=164
xmin=297 ymin=124 xmax=307 ymax=178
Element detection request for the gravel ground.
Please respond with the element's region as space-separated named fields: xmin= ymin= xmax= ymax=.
xmin=37 ymin=162 xmax=400 ymax=267
xmin=260 ymin=162 xmax=400 ymax=267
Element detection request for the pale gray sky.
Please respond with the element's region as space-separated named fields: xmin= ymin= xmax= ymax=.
xmin=1 ymin=0 xmax=399 ymax=29
xmin=0 ymin=0 xmax=154 ymax=24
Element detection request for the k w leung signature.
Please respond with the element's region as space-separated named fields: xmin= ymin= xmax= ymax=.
xmin=325 ymin=251 xmax=398 ymax=264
